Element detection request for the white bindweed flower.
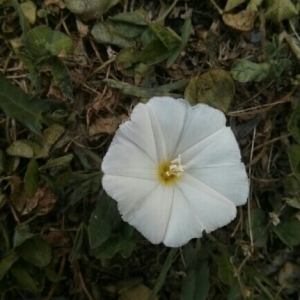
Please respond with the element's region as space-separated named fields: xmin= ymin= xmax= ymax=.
xmin=102 ymin=96 xmax=249 ymax=247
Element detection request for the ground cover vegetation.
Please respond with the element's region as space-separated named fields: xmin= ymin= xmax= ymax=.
xmin=0 ymin=0 xmax=300 ymax=299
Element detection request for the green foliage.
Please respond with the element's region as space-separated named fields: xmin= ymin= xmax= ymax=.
xmin=88 ymin=194 xmax=121 ymax=249
xmin=181 ymin=242 xmax=211 ymax=300
xmin=231 ymin=35 xmax=292 ymax=83
xmin=24 ymin=159 xmax=39 ymax=198
xmin=0 ymin=72 xmax=49 ymax=135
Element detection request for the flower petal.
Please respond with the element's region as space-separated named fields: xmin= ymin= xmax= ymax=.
xmin=102 ymin=133 xmax=156 ymax=180
xmin=122 ymin=185 xmax=174 ymax=244
xmin=112 ymin=102 xmax=161 ymax=163
xmin=147 ymin=97 xmax=189 ymax=159
xmin=174 ymin=103 xmax=226 ymax=157
xmin=183 ymin=127 xmax=249 ymax=205
xmin=163 ymin=174 xmax=237 ymax=247
xmin=183 ymin=127 xmax=242 ymax=168
xmin=102 ymin=175 xmax=158 ymax=215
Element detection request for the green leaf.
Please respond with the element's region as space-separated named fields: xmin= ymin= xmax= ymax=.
xmin=17 ymin=236 xmax=51 ymax=267
xmin=148 ymin=22 xmax=181 ymax=51
xmin=0 ymin=250 xmax=20 ymax=280
xmin=184 ymin=69 xmax=235 ymax=111
xmin=12 ymin=0 xmax=31 ymax=34
xmin=88 ymin=194 xmax=121 ymax=249
xmin=64 ymin=0 xmax=119 ymax=20
xmin=39 ymin=154 xmax=74 ymax=171
xmin=109 ymin=10 xmax=147 ymax=26
xmin=224 ymin=0 xmax=246 ymax=11
xmin=288 ymin=100 xmax=300 ymax=144
xmin=213 ymin=244 xmax=237 ymax=286
xmin=265 ymin=0 xmax=298 ymax=23
xmin=91 ymin=235 xmax=135 ymax=259
xmin=59 ymin=172 xmax=103 ymax=207
xmin=13 ymin=224 xmax=35 ymax=247
xmin=272 ymin=219 xmax=300 ymax=247
xmin=167 ymin=17 xmax=191 ymax=67
xmin=282 ymin=176 xmax=300 ymax=209
xmin=247 ymin=208 xmax=268 ymax=247
xmin=24 ymin=25 xmax=73 ymax=58
xmin=52 ymin=56 xmax=73 ymax=101
xmin=10 ymin=261 xmax=38 ymax=293
xmin=6 ymin=140 xmax=42 ymax=158
xmin=91 ymin=21 xmax=136 ymax=48
xmin=231 ymin=59 xmax=270 ymax=83
xmin=151 ymin=248 xmax=178 ymax=298
xmin=139 ymin=39 xmax=170 ymax=65
xmin=181 ymin=242 xmax=211 ymax=300
xmin=102 ymin=78 xmax=188 ymax=99
xmin=24 ymin=159 xmax=39 ymax=198
xmin=288 ymin=145 xmax=300 ymax=182
xmin=0 ymin=72 xmax=48 ymax=135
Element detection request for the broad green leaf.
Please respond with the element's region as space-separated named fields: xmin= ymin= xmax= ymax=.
xmin=151 ymin=248 xmax=178 ymax=298
xmin=20 ymin=0 xmax=36 ymax=25
xmin=52 ymin=56 xmax=73 ymax=101
xmin=64 ymin=0 xmax=118 ymax=20
xmin=167 ymin=17 xmax=191 ymax=67
xmin=10 ymin=261 xmax=38 ymax=293
xmin=184 ymin=69 xmax=235 ymax=111
xmin=139 ymin=39 xmax=170 ymax=65
xmin=58 ymin=172 xmax=103 ymax=206
xmin=13 ymin=224 xmax=35 ymax=247
xmin=247 ymin=208 xmax=268 ymax=247
xmin=231 ymin=59 xmax=270 ymax=82
xmin=17 ymin=236 xmax=51 ymax=267
xmin=24 ymin=25 xmax=73 ymax=58
xmin=224 ymin=0 xmax=246 ymax=11
xmin=288 ymin=100 xmax=300 ymax=144
xmin=265 ymin=0 xmax=297 ymax=23
xmin=109 ymin=18 xmax=146 ymax=39
xmin=102 ymin=78 xmax=188 ymax=99
xmin=282 ymin=176 xmax=300 ymax=209
xmin=91 ymin=236 xmax=135 ymax=259
xmin=272 ymin=219 xmax=300 ymax=247
xmin=39 ymin=153 xmax=74 ymax=171
xmin=247 ymin=0 xmax=263 ymax=12
xmin=92 ymin=21 xmax=136 ymax=48
xmin=6 ymin=140 xmax=42 ymax=158
xmin=24 ymin=159 xmax=39 ymax=198
xmin=288 ymin=145 xmax=300 ymax=182
xmin=12 ymin=0 xmax=31 ymax=34
xmin=181 ymin=243 xmax=211 ymax=300
xmin=148 ymin=22 xmax=181 ymax=51
xmin=213 ymin=244 xmax=237 ymax=286
xmin=88 ymin=194 xmax=121 ymax=249
xmin=41 ymin=123 xmax=66 ymax=158
xmin=0 ymin=72 xmax=48 ymax=135
xmin=45 ymin=268 xmax=64 ymax=283
xmin=0 ymin=250 xmax=20 ymax=280
xmin=109 ymin=11 xmax=147 ymax=26
xmin=92 ymin=223 xmax=135 ymax=259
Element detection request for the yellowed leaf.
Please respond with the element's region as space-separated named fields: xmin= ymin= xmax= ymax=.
xmin=184 ymin=69 xmax=235 ymax=112
xmin=223 ymin=10 xmax=257 ymax=31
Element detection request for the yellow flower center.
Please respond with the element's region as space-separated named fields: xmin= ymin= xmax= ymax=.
xmin=157 ymin=154 xmax=185 ymax=185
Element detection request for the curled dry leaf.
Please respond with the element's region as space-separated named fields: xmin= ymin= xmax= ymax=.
xmin=88 ymin=115 xmax=125 ymax=137
xmin=223 ymin=10 xmax=257 ymax=32
xmin=22 ymin=187 xmax=57 ymax=216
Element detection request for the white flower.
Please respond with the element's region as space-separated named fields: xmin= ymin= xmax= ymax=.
xmin=102 ymin=96 xmax=249 ymax=247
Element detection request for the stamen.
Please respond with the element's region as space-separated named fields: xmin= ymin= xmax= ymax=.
xmin=166 ymin=154 xmax=186 ymax=177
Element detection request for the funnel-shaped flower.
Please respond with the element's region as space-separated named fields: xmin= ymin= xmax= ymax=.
xmin=102 ymin=97 xmax=249 ymax=247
